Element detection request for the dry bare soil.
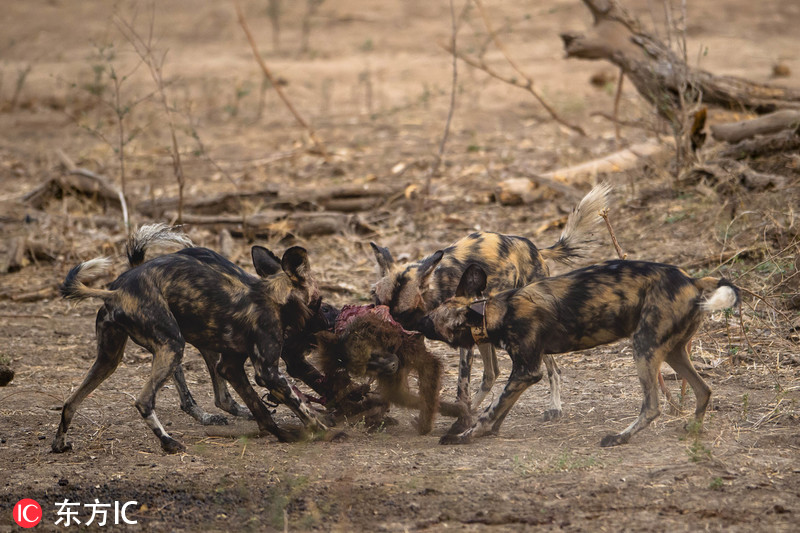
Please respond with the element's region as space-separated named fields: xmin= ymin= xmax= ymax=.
xmin=1 ymin=1 xmax=799 ymax=531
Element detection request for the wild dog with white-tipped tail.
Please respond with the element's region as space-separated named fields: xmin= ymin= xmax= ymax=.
xmin=370 ymin=183 xmax=611 ymax=433
xmin=417 ymin=260 xmax=739 ymax=446
xmin=53 ymin=238 xmax=331 ymax=453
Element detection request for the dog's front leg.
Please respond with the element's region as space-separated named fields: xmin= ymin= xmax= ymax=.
xmin=440 ymin=359 xmax=544 ymax=445
xmin=542 ymin=354 xmax=562 ymax=421
xmin=253 ymin=336 xmax=333 ymax=437
xmin=446 ymin=346 xmax=475 ymax=435
xmin=217 ymin=351 xmax=298 ymax=442
xmin=471 ymin=343 xmax=498 ymax=410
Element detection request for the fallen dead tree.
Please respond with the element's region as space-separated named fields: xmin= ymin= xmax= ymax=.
xmin=560 ymin=0 xmax=800 ymax=119
xmin=711 ymin=110 xmax=800 ymax=143
xmin=23 ymin=171 xmax=123 ymax=211
xmin=495 ymin=138 xmax=669 ymax=205
xmin=160 ymin=210 xmax=378 ymax=239
xmin=559 ymin=0 xmax=800 ymax=193
xmin=137 ymin=183 xmax=400 ymax=217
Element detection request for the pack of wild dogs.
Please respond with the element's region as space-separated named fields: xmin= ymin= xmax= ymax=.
xmin=53 ymin=183 xmax=740 ymax=454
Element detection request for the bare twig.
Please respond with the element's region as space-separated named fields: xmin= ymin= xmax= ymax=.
xmin=737 ymin=286 xmax=793 ymax=328
xmin=232 ymin=0 xmax=329 ymax=160
xmin=445 ymin=0 xmax=586 ymax=136
xmin=740 ymin=299 xmax=782 ymax=390
xmin=115 ymin=9 xmax=186 ymax=224
xmin=425 ymin=0 xmax=460 ymax=196
xmin=599 ymin=208 xmax=627 ymax=260
xmin=613 ymin=69 xmax=624 ymax=144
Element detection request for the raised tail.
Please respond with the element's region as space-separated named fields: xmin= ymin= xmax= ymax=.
xmin=126 ymin=223 xmax=193 ymax=267
xmin=60 ymin=258 xmax=114 ymax=301
xmin=694 ymin=277 xmax=740 ymax=312
xmin=540 ymin=182 xmax=611 ymax=264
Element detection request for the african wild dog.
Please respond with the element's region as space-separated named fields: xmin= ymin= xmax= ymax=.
xmin=370 ymin=183 xmax=610 ymax=429
xmin=418 ymin=260 xmax=739 ymax=446
xmin=315 ymin=305 xmax=465 ymax=434
xmin=53 ymin=241 xmax=331 ymax=453
xmin=124 ymin=225 xmax=342 ymax=426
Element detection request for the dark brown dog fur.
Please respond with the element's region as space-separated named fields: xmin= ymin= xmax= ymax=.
xmin=370 ymin=184 xmax=610 ymax=428
xmin=122 ymin=226 xmax=342 ymax=427
xmin=316 ymin=313 xmax=463 ymax=434
xmin=53 ymin=239 xmax=330 ymax=454
xmin=418 ymin=260 xmax=740 ymax=446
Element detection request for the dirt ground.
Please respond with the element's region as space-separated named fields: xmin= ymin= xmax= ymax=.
xmin=1 ymin=1 xmax=799 ymax=531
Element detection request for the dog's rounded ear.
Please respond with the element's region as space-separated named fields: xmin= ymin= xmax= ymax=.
xmin=456 ymin=264 xmax=488 ymax=298
xmin=281 ymin=246 xmax=311 ymax=284
xmin=370 ymin=242 xmax=395 ymax=276
xmin=251 ymin=246 xmax=282 ymax=278
xmin=417 ymin=250 xmax=444 ymax=283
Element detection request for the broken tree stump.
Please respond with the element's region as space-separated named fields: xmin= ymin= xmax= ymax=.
xmin=560 ymin=0 xmax=800 ymax=120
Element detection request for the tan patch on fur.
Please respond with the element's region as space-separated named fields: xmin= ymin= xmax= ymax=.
xmin=265 ymin=274 xmax=292 ymax=305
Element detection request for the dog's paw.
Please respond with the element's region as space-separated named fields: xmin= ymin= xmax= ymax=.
xmin=316 ymin=410 xmax=337 ymax=429
xmin=326 ymin=430 xmax=349 ymax=443
xmin=446 ymin=417 xmax=473 ymax=436
xmin=683 ymin=419 xmax=704 ymax=436
xmin=439 ymin=433 xmax=471 ymax=445
xmin=273 ymin=426 xmax=306 ymax=443
xmin=599 ymin=433 xmax=628 ymax=447
xmin=160 ymin=436 xmax=186 ymax=454
xmin=202 ymin=413 xmax=229 ymax=426
xmin=543 ymin=409 xmax=562 ymax=422
xmin=230 ymin=405 xmax=255 ymax=420
xmin=51 ymin=440 xmax=73 ymax=453
xmin=412 ymin=416 xmax=434 ymax=436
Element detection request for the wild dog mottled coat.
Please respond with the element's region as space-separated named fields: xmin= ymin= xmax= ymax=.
xmin=53 ymin=243 xmax=330 ymax=454
xmin=370 ymin=183 xmax=610 ymax=427
xmin=419 ymin=260 xmax=739 ymax=446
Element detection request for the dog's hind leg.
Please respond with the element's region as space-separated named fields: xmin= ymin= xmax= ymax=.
xmin=472 ymin=343 xmax=498 ymax=410
xmin=172 ymin=363 xmax=228 ymax=426
xmin=52 ymin=308 xmax=127 ymax=453
xmin=664 ymin=340 xmax=711 ymax=431
xmin=542 ymin=354 xmax=562 ymax=421
xmin=198 ymin=348 xmax=253 ymax=420
xmin=600 ymin=340 xmax=664 ymax=447
xmin=135 ymin=336 xmax=187 ymax=454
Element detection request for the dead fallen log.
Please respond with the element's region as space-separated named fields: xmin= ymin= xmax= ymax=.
xmin=0 ymin=283 xmax=58 ymax=302
xmin=561 ymin=0 xmax=800 ymax=118
xmin=137 ymin=183 xmax=399 ymax=217
xmin=679 ymin=160 xmax=787 ymax=192
xmin=166 ymin=210 xmax=377 ymax=238
xmin=2 ymin=237 xmax=59 ymax=273
xmin=137 ymin=188 xmax=279 ymax=217
xmin=23 ymin=172 xmax=122 ymax=210
xmin=710 ymin=110 xmax=800 ymax=143
xmin=719 ymin=126 xmax=800 ymax=160
xmin=496 ymin=138 xmax=668 ymax=204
